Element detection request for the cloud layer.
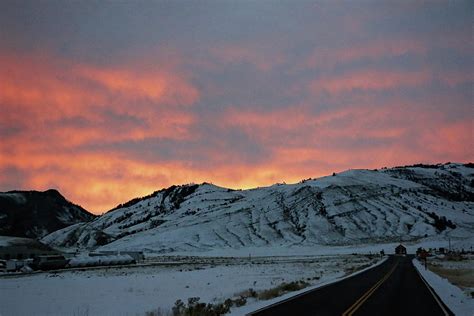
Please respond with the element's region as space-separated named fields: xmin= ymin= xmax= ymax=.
xmin=0 ymin=1 xmax=472 ymax=213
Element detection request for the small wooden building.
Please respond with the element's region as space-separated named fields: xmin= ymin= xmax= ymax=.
xmin=395 ymin=244 xmax=407 ymax=255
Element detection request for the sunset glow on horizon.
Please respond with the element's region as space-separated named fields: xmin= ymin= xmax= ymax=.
xmin=0 ymin=1 xmax=472 ymax=214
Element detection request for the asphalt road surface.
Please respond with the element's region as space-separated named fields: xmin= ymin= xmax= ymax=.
xmin=248 ymin=255 xmax=453 ymax=316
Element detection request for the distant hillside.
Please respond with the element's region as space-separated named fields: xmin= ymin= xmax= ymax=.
xmin=0 ymin=189 xmax=96 ymax=239
xmin=42 ymin=163 xmax=474 ymax=253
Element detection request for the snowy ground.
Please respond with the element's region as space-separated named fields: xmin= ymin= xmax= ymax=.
xmin=0 ymin=254 xmax=382 ymax=316
xmin=413 ymin=258 xmax=473 ymax=316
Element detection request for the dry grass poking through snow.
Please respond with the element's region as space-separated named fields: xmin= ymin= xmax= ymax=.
xmin=428 ymin=254 xmax=474 ymax=297
xmin=256 ymin=280 xmax=309 ymax=300
xmin=146 ymin=280 xmax=310 ymax=316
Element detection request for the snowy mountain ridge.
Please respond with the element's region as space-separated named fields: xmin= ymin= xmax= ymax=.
xmin=42 ymin=163 xmax=474 ymax=253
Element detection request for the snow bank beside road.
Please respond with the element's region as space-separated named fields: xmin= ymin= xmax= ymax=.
xmin=413 ymin=258 xmax=473 ymax=316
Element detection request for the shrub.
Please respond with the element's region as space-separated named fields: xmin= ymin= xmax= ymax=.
xmin=166 ymin=281 xmax=309 ymax=316
xmin=427 ymin=212 xmax=456 ymax=231
xmin=170 ymin=297 xmax=230 ymax=316
xmin=145 ymin=309 xmax=172 ymax=316
xmin=233 ymin=296 xmax=247 ymax=307
xmin=258 ymin=287 xmax=281 ymax=300
xmin=236 ymin=288 xmax=257 ymax=298
xmin=257 ymin=280 xmax=309 ymax=300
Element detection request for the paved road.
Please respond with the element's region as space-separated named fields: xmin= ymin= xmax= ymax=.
xmin=248 ymin=255 xmax=453 ymax=316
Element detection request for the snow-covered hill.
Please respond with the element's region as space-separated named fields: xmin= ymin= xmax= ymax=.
xmin=0 ymin=189 xmax=96 ymax=239
xmin=42 ymin=163 xmax=474 ymax=253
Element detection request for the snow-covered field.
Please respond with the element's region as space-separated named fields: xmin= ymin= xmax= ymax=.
xmin=0 ymin=254 xmax=382 ymax=316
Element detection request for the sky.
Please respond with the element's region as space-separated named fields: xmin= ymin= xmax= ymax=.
xmin=0 ymin=1 xmax=472 ymax=214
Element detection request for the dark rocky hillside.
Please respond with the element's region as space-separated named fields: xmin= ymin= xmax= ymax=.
xmin=0 ymin=189 xmax=95 ymax=239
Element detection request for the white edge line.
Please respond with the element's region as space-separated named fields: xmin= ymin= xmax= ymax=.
xmin=412 ymin=259 xmax=450 ymax=316
xmin=245 ymin=256 xmax=389 ymax=316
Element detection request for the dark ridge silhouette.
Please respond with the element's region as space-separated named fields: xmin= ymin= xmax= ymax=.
xmin=0 ymin=190 xmax=96 ymax=239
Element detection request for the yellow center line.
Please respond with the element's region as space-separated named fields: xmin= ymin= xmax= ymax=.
xmin=342 ymin=261 xmax=399 ymax=316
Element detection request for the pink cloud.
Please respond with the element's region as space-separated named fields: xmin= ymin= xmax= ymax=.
xmin=309 ymin=68 xmax=432 ymax=94
xmin=305 ymin=38 xmax=428 ymax=70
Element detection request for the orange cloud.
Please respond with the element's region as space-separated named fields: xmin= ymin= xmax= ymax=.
xmin=0 ymin=47 xmax=471 ymax=214
xmin=0 ymin=52 xmax=199 ymax=146
xmin=76 ymin=65 xmax=199 ymax=106
xmin=222 ymin=103 xmax=410 ymax=145
xmin=218 ymin=101 xmax=472 ymax=176
xmin=0 ymin=54 xmax=105 ymax=122
xmin=0 ymin=51 xmax=203 ymax=212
